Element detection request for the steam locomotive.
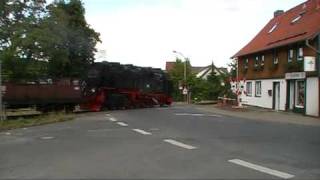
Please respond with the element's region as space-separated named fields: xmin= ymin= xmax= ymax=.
xmin=3 ymin=62 xmax=173 ymax=112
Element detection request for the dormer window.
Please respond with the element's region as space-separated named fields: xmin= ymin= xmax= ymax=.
xmin=291 ymin=15 xmax=302 ymax=24
xmin=268 ymin=23 xmax=278 ymax=33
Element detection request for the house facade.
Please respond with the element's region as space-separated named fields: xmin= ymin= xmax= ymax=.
xmin=233 ymin=0 xmax=320 ymax=116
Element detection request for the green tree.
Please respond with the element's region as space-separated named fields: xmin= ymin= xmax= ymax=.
xmin=44 ymin=0 xmax=101 ymax=78
xmin=0 ymin=0 xmax=101 ymax=81
xmin=0 ymin=0 xmax=48 ymax=81
xmin=228 ymin=59 xmax=237 ymax=78
xmin=168 ymin=58 xmax=193 ymax=101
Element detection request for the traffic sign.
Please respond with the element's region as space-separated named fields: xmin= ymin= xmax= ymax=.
xmin=183 ymin=88 xmax=188 ymax=95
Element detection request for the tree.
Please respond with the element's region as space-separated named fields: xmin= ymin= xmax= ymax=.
xmin=167 ymin=58 xmax=193 ymax=101
xmin=228 ymin=59 xmax=237 ymax=78
xmin=0 ymin=0 xmax=48 ymax=81
xmin=44 ymin=0 xmax=101 ymax=78
xmin=0 ymin=0 xmax=101 ymax=81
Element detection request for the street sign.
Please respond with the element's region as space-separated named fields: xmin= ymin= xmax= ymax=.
xmin=183 ymin=88 xmax=188 ymax=95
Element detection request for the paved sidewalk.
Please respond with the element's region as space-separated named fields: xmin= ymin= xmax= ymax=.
xmin=192 ymin=104 xmax=320 ymax=127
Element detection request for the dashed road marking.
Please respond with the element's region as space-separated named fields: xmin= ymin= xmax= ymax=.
xmin=163 ymin=139 xmax=197 ymax=150
xmin=228 ymin=159 xmax=294 ymax=179
xmin=132 ymin=129 xmax=152 ymax=135
xmin=40 ymin=136 xmax=55 ymax=140
xmin=109 ymin=117 xmax=117 ymax=122
xmin=116 ymin=122 xmax=128 ymax=127
xmin=87 ymin=129 xmax=113 ymax=132
xmin=4 ymin=132 xmax=11 ymax=135
xmin=175 ymin=113 xmax=222 ymax=117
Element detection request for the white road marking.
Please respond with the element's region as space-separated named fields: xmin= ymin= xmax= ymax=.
xmin=4 ymin=132 xmax=11 ymax=135
xmin=132 ymin=129 xmax=152 ymax=135
xmin=40 ymin=136 xmax=55 ymax=140
xmin=87 ymin=129 xmax=112 ymax=132
xmin=228 ymin=159 xmax=294 ymax=179
xmin=163 ymin=139 xmax=197 ymax=150
xmin=175 ymin=113 xmax=222 ymax=117
xmin=116 ymin=122 xmax=128 ymax=127
xmin=109 ymin=117 xmax=117 ymax=122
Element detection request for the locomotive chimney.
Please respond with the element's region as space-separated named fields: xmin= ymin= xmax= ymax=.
xmin=274 ymin=10 xmax=284 ymax=17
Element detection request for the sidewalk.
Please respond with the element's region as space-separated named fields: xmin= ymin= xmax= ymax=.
xmin=192 ymin=104 xmax=320 ymax=127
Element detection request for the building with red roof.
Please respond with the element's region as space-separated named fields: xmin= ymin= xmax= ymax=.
xmin=233 ymin=0 xmax=320 ymax=116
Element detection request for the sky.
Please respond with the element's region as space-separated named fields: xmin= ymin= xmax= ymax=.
xmin=78 ymin=0 xmax=305 ymax=69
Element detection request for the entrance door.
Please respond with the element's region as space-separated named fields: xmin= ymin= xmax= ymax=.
xmin=273 ymin=82 xmax=281 ymax=111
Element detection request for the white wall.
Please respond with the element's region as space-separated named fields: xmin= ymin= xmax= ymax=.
xmin=306 ymin=77 xmax=319 ymax=116
xmin=240 ymin=79 xmax=287 ymax=111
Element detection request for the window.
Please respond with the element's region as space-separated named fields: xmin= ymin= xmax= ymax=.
xmin=244 ymin=58 xmax=248 ymax=69
xmin=295 ymin=80 xmax=305 ymax=108
xmin=255 ymin=81 xmax=262 ymax=97
xmin=288 ymin=49 xmax=294 ymax=62
xmin=273 ymin=49 xmax=279 ymax=64
xmin=297 ymin=47 xmax=303 ymax=61
xmin=291 ymin=15 xmax=302 ymax=24
xmin=261 ymin=55 xmax=265 ymax=66
xmin=254 ymin=56 xmax=259 ymax=67
xmin=268 ymin=23 xmax=278 ymax=33
xmin=246 ymin=82 xmax=252 ymax=96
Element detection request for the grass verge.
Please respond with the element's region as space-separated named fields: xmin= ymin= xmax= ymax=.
xmin=0 ymin=113 xmax=75 ymax=132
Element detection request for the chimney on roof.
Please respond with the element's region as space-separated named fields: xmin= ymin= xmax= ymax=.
xmin=274 ymin=10 xmax=284 ymax=17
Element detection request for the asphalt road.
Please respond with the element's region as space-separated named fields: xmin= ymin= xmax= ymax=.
xmin=0 ymin=104 xmax=320 ymax=179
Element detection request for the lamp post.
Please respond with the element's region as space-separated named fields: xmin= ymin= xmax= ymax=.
xmin=173 ymin=50 xmax=188 ymax=103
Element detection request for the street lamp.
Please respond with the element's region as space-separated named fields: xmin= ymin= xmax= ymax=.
xmin=173 ymin=50 xmax=188 ymax=103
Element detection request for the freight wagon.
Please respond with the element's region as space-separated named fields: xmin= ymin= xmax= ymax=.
xmin=3 ymin=79 xmax=82 ymax=112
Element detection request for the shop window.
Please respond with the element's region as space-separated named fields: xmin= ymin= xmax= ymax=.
xmin=246 ymin=82 xmax=252 ymax=96
xmin=297 ymin=47 xmax=303 ymax=61
xmin=288 ymin=49 xmax=294 ymax=62
xmin=295 ymin=80 xmax=305 ymax=108
xmin=255 ymin=81 xmax=262 ymax=97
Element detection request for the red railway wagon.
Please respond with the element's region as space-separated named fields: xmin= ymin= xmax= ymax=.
xmin=3 ymin=79 xmax=82 ymax=112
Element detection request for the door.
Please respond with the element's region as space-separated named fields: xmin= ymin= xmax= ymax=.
xmin=273 ymin=82 xmax=280 ymax=111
